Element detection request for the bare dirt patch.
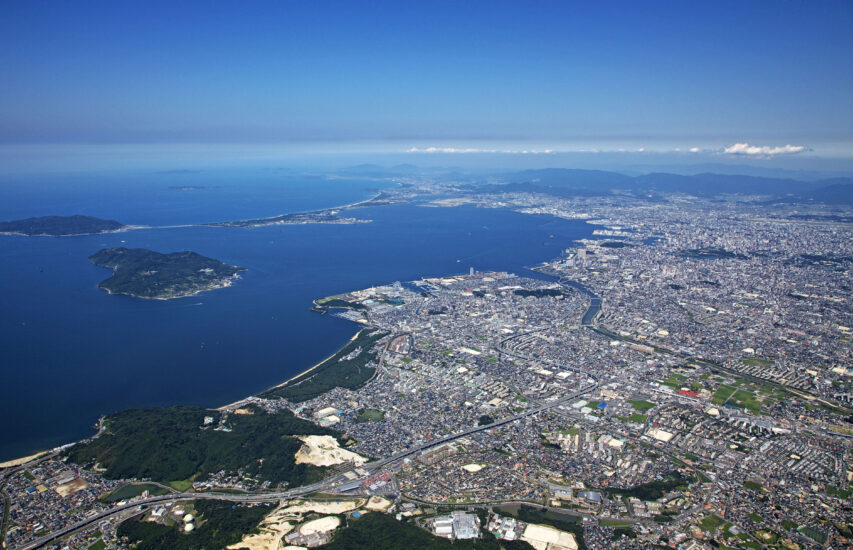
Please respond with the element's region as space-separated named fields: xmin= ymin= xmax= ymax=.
xmin=55 ymin=478 xmax=89 ymax=497
xmin=299 ymin=516 xmax=341 ymax=535
xmin=226 ymin=505 xmax=296 ymax=550
xmin=294 ymin=435 xmax=368 ymax=467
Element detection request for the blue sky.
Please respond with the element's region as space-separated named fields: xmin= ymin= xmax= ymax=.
xmin=1 ymin=1 xmax=851 ymax=166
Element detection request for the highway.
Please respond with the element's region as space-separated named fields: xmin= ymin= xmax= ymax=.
xmin=17 ymin=489 xmax=308 ymax=550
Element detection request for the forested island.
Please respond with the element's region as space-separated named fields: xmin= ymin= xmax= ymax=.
xmin=88 ymin=247 xmax=244 ymax=299
xmin=0 ymin=215 xmax=125 ymax=236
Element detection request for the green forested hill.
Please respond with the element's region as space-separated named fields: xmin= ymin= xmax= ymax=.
xmin=117 ymin=500 xmax=272 ymax=550
xmin=65 ymin=406 xmax=336 ymax=487
xmin=322 ymin=512 xmax=534 ymax=550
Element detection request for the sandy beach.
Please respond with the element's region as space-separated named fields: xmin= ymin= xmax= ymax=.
xmin=270 ymin=329 xmax=364 ymax=389
xmin=0 ymin=450 xmax=50 ymax=469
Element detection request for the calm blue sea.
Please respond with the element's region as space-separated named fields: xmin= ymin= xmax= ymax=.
xmin=0 ymin=169 xmax=593 ymax=460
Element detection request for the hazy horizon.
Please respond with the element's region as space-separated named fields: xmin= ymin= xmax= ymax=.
xmin=1 ymin=142 xmax=852 ymax=179
xmin=2 ymin=0 xmax=851 ymax=174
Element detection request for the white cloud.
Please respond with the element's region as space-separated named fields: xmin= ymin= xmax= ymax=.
xmin=722 ymin=142 xmax=808 ymax=157
xmin=406 ymin=144 xmax=810 ymax=157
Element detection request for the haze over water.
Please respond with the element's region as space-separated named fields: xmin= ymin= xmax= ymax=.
xmin=0 ymin=170 xmax=594 ymax=461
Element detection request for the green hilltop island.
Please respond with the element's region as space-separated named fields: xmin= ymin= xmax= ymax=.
xmin=0 ymin=214 xmax=126 ymax=236
xmin=89 ymin=247 xmax=245 ymax=300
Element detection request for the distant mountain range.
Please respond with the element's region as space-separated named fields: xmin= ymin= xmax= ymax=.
xmin=337 ymin=164 xmax=853 ymax=204
xmin=484 ymin=169 xmax=853 ymax=204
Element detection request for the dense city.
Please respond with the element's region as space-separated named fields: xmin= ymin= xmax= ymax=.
xmin=2 ymin=185 xmax=852 ymax=550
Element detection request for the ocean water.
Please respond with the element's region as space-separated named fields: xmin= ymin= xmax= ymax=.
xmin=0 ymin=169 xmax=593 ymax=460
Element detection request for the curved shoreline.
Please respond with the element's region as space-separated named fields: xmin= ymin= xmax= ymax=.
xmin=272 ymin=329 xmax=365 ymax=389
xmin=0 ymin=188 xmax=396 ymax=465
xmin=0 ymin=269 xmax=569 ymax=465
xmin=2 ymin=327 xmax=370 ymax=465
xmin=215 ymin=329 xmax=366 ymax=412
xmin=0 ymin=450 xmax=50 ymax=469
xmin=0 ymin=193 xmax=586 ymax=468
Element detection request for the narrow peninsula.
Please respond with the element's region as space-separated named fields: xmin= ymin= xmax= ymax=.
xmin=203 ymin=192 xmax=404 ymax=229
xmin=204 ymin=208 xmax=371 ymax=228
xmin=89 ymin=247 xmax=245 ymax=300
xmin=0 ymin=215 xmax=125 ymax=236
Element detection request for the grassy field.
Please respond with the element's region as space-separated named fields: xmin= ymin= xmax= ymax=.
xmin=713 ymin=384 xmax=761 ymax=413
xmin=742 ymin=357 xmax=772 ymax=366
xmin=660 ymin=376 xmax=683 ymax=389
xmin=826 ymin=485 xmax=852 ymax=498
xmin=731 ymin=389 xmax=761 ymax=413
xmin=798 ymin=525 xmax=826 ymax=544
xmin=742 ymin=480 xmax=763 ymax=491
xmin=167 ymin=479 xmax=193 ymax=492
xmin=599 ymin=519 xmax=634 ymax=527
xmin=698 ymin=514 xmax=725 ymax=533
xmin=712 ymin=384 xmax=737 ymax=404
xmin=355 ymin=408 xmax=385 ymax=423
xmin=628 ymin=400 xmax=656 ymax=412
xmin=752 ymin=529 xmax=778 ymax=545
